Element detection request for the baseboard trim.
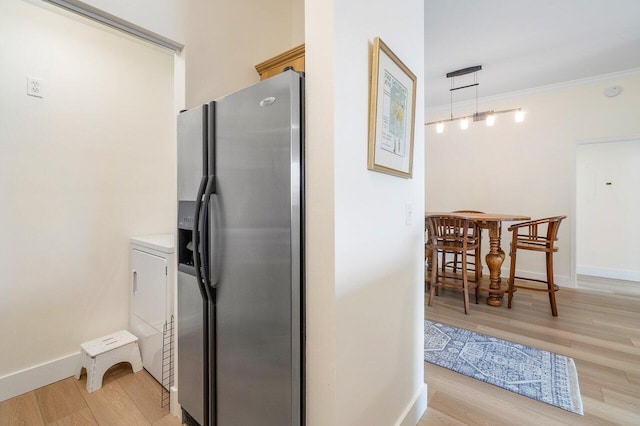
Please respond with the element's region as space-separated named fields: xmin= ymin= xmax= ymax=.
xmin=577 ymin=266 xmax=640 ymax=282
xmin=170 ymin=385 xmax=181 ymax=418
xmin=395 ymin=383 xmax=427 ymax=426
xmin=0 ymin=352 xmax=81 ymax=402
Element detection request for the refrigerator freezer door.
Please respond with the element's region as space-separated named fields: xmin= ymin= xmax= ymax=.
xmin=177 ymin=104 xmax=209 ymax=425
xmin=178 ymin=105 xmax=208 ymax=202
xmin=212 ymin=70 xmax=302 ymax=426
xmin=177 ymin=271 xmax=205 ymax=426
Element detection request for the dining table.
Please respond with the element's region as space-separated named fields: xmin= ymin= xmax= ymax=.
xmin=425 ymin=212 xmax=531 ymax=307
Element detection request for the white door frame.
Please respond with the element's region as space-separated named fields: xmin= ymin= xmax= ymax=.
xmin=571 ymin=135 xmax=640 ymax=288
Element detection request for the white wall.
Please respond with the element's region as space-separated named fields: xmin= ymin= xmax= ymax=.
xmin=425 ymin=73 xmax=640 ymax=285
xmin=291 ymin=0 xmax=305 ymax=46
xmin=0 ymin=0 xmax=175 ymax=381
xmin=305 ymin=0 xmax=426 ymax=424
xmin=304 ymin=0 xmax=336 ymax=422
xmin=576 ymin=139 xmax=640 ymax=281
xmin=181 ymin=0 xmax=303 ymax=107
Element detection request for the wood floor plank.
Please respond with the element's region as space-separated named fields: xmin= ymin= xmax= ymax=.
xmin=574 ymin=378 xmax=604 ymax=402
xmin=597 ymin=379 xmax=640 ymax=400
xmin=0 ymin=392 xmax=45 ymax=426
xmin=34 ymin=377 xmax=87 ymax=424
xmin=77 ymin=378 xmax=150 ymax=425
xmin=510 ymin=319 xmax=639 ymax=355
xmin=417 ymin=405 xmax=467 ymax=426
xmin=582 ymin=395 xmax=640 ymax=425
xmin=570 ymin=340 xmax=640 ymax=363
xmin=117 ymin=369 xmax=170 ymax=423
xmin=152 ymin=413 xmax=183 ymax=426
xmin=573 ymin=359 xmax=633 ymax=387
xmin=48 ymin=408 xmax=98 ymax=425
xmin=626 ymin=370 xmax=640 ymax=385
xmin=426 ymin=390 xmax=518 ymax=425
xmin=591 ymin=323 xmax=640 ymax=342
xmin=577 ymin=275 xmax=640 ymax=297
xmin=601 ymin=387 xmax=640 ymax=414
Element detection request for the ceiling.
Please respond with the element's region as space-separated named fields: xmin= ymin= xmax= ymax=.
xmin=424 ymin=0 xmax=640 ymax=110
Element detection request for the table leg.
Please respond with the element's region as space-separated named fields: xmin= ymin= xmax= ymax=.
xmin=485 ymin=221 xmax=505 ymax=307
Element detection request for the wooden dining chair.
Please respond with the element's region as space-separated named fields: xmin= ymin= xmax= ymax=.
xmin=445 ymin=210 xmax=485 ymax=281
xmin=425 ymin=217 xmax=433 ymax=275
xmin=506 ymin=216 xmax=567 ymax=316
xmin=427 ymin=215 xmax=480 ymax=314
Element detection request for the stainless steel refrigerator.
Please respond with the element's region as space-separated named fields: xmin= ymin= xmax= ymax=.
xmin=176 ymin=70 xmax=304 ymax=426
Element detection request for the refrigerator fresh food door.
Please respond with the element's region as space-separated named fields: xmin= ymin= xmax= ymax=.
xmin=211 ymin=70 xmax=303 ymax=426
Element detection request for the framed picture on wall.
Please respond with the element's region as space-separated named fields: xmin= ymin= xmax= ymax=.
xmin=367 ymin=37 xmax=417 ymax=179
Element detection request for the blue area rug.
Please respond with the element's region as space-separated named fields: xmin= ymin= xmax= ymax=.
xmin=424 ymin=320 xmax=583 ymax=415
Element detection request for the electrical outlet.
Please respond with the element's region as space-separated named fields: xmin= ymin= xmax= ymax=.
xmin=27 ymin=77 xmax=44 ymax=98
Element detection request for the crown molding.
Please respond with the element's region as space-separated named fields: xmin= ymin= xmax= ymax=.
xmin=425 ymin=67 xmax=640 ymax=116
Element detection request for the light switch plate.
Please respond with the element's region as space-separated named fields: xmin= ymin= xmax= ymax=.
xmin=405 ymin=203 xmax=413 ymax=226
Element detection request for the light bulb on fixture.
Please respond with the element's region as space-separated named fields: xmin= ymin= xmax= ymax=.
xmin=436 ymin=122 xmax=444 ymax=133
xmin=515 ymin=109 xmax=525 ymax=123
xmin=460 ymin=118 xmax=469 ymax=130
xmin=486 ymin=114 xmax=496 ymax=126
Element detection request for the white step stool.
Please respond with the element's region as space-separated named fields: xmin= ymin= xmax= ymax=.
xmin=75 ymin=330 xmax=143 ymax=393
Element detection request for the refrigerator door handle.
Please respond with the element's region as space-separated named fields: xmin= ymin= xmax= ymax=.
xmin=200 ymin=175 xmax=216 ymax=292
xmin=132 ymin=270 xmax=138 ymax=295
xmin=191 ymin=174 xmax=213 ymax=426
xmin=192 ymin=175 xmax=209 ymax=301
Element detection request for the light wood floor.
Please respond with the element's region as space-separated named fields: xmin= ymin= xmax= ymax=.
xmin=418 ymin=276 xmax=640 ymax=425
xmin=2 ymin=278 xmax=638 ymax=425
xmin=0 ymin=363 xmax=181 ymax=425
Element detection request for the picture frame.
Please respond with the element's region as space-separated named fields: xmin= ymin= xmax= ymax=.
xmin=367 ymin=37 xmax=417 ymax=179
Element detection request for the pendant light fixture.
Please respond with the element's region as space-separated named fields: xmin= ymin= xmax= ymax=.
xmin=426 ymin=65 xmax=524 ymax=132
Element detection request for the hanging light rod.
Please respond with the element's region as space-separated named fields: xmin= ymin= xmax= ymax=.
xmin=425 ymin=64 xmax=525 ymax=131
xmin=450 ymin=83 xmax=479 ymax=92
xmin=425 ymin=108 xmax=523 ymax=126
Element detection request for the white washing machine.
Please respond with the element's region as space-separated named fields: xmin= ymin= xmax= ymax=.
xmin=129 ymin=234 xmax=174 ymax=385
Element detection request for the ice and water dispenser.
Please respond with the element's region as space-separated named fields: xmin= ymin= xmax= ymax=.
xmin=177 ymin=201 xmax=196 ymax=272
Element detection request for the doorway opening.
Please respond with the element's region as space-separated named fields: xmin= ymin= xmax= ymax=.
xmin=574 ymin=137 xmax=640 ymax=292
